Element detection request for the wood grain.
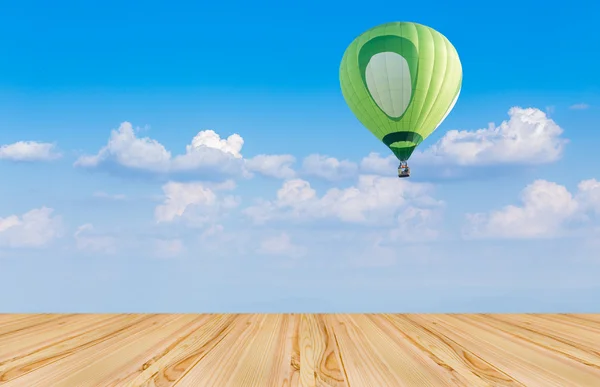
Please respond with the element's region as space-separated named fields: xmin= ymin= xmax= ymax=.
xmin=0 ymin=314 xmax=599 ymax=386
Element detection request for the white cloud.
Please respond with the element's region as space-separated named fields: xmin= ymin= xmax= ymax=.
xmin=154 ymin=180 xmax=239 ymax=225
xmin=569 ymin=103 xmax=590 ymax=110
xmin=245 ymin=154 xmax=296 ymax=179
xmin=0 ymin=141 xmax=62 ymax=162
xmin=464 ymin=179 xmax=600 ymax=239
xmin=258 ymin=232 xmax=305 ymax=257
xmin=361 ymin=107 xmax=567 ymax=176
xmin=244 ymin=175 xmax=442 ymax=236
xmin=301 ymin=154 xmax=358 ymax=181
xmin=186 ymin=130 xmax=243 ymax=158
xmin=74 ymin=121 xmax=305 ymax=181
xmin=576 ymin=179 xmax=600 ymax=214
xmin=360 ymin=152 xmax=398 ymax=177
xmin=74 ymin=224 xmax=116 ymax=253
xmin=420 ymin=107 xmax=566 ymax=165
xmin=74 ymin=122 xmax=246 ymax=178
xmin=0 ymin=207 xmax=63 ymax=248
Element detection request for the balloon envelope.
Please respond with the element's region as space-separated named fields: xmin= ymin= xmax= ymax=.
xmin=339 ymin=22 xmax=462 ymax=162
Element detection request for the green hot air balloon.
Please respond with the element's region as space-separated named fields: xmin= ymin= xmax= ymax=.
xmin=339 ymin=22 xmax=462 ymax=178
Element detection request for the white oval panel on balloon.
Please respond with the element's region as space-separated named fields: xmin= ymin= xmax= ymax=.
xmin=365 ymin=52 xmax=412 ymax=118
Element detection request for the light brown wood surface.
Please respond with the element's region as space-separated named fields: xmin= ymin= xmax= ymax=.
xmin=0 ymin=314 xmax=599 ymax=386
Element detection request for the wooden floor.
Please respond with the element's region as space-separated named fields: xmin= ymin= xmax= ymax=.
xmin=1 ymin=314 xmax=599 ymax=386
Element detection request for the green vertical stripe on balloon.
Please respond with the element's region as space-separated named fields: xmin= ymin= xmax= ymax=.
xmin=339 ymin=21 xmax=462 ymax=162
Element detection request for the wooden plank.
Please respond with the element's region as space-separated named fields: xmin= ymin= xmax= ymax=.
xmin=297 ymin=314 xmax=346 ymax=387
xmin=0 ymin=314 xmax=142 ymax=381
xmin=380 ymin=314 xmax=520 ymax=386
xmin=413 ymin=314 xmax=600 ymax=387
xmin=173 ymin=314 xmax=305 ymax=386
xmin=0 ymin=314 xmax=598 ymax=386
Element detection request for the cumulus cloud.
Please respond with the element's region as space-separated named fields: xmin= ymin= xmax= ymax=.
xmin=74 ymin=224 xmax=116 ymax=253
xmin=419 ymin=107 xmax=566 ymax=165
xmin=360 ymin=152 xmax=398 ymax=177
xmin=244 ymin=175 xmax=443 ymax=238
xmin=186 ymin=130 xmax=243 ymax=157
xmin=300 ymin=154 xmax=358 ymax=181
xmin=245 ymin=154 xmax=296 ymax=179
xmin=575 ymin=179 xmax=600 ymax=214
xmin=0 ymin=207 xmax=63 ymax=248
xmin=569 ymin=103 xmax=590 ymax=110
xmin=244 ymin=153 xmax=360 ymax=181
xmin=74 ymin=122 xmax=310 ymax=181
xmin=258 ymin=232 xmax=305 ymax=257
xmin=74 ymin=122 xmax=247 ymax=179
xmin=361 ymin=107 xmax=568 ymax=177
xmin=0 ymin=141 xmax=62 ymax=162
xmin=154 ymin=180 xmax=239 ymax=225
xmin=464 ymin=178 xmax=600 ymax=239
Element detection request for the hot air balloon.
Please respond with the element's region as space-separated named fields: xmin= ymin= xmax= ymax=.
xmin=339 ymin=22 xmax=462 ymax=178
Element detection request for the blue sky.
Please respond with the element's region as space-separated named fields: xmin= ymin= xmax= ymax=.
xmin=1 ymin=0 xmax=600 ymax=312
